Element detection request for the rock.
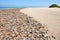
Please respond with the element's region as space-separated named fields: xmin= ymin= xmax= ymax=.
xmin=0 ymin=9 xmax=55 ymax=40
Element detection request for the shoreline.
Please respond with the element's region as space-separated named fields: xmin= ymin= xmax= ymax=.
xmin=0 ymin=8 xmax=54 ymax=40
xmin=20 ymin=8 xmax=60 ymax=40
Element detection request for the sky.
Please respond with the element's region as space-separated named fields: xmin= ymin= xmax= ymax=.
xmin=0 ymin=0 xmax=60 ymax=8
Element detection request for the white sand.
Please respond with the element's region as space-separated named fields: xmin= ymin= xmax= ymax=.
xmin=20 ymin=8 xmax=60 ymax=40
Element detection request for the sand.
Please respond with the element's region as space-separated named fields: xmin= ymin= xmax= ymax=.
xmin=0 ymin=9 xmax=52 ymax=40
xmin=21 ymin=8 xmax=60 ymax=40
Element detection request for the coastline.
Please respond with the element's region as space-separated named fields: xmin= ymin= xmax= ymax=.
xmin=20 ymin=8 xmax=60 ymax=40
xmin=0 ymin=8 xmax=60 ymax=40
xmin=0 ymin=8 xmax=53 ymax=40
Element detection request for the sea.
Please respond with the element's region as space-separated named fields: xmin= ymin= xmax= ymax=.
xmin=0 ymin=6 xmax=46 ymax=10
xmin=0 ymin=8 xmax=17 ymax=10
xmin=0 ymin=8 xmax=13 ymax=10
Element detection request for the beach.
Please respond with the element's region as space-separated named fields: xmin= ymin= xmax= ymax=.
xmin=0 ymin=8 xmax=54 ymax=40
xmin=0 ymin=8 xmax=60 ymax=40
xmin=21 ymin=8 xmax=60 ymax=40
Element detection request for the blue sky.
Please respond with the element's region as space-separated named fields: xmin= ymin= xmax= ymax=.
xmin=0 ymin=0 xmax=60 ymax=7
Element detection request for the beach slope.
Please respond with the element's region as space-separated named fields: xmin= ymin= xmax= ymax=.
xmin=21 ymin=8 xmax=60 ymax=40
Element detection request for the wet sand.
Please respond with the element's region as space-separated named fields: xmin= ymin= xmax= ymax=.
xmin=21 ymin=8 xmax=60 ymax=40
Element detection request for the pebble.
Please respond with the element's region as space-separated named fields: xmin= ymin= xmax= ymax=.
xmin=0 ymin=9 xmax=56 ymax=40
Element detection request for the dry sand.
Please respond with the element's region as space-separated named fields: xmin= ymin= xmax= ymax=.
xmin=21 ymin=8 xmax=60 ymax=40
xmin=0 ymin=9 xmax=51 ymax=40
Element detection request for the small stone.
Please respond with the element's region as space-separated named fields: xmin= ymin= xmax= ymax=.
xmin=30 ymin=32 xmax=32 ymax=34
xmin=44 ymin=34 xmax=48 ymax=37
xmin=0 ymin=9 xmax=55 ymax=40
xmin=37 ymin=34 xmax=40 ymax=37
xmin=23 ymin=37 xmax=31 ymax=40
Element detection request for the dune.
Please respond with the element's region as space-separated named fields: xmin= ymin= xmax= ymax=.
xmin=21 ymin=8 xmax=60 ymax=40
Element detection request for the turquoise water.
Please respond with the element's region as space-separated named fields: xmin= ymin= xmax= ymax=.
xmin=0 ymin=8 xmax=4 ymax=10
xmin=0 ymin=7 xmax=22 ymax=10
xmin=0 ymin=8 xmax=15 ymax=10
xmin=0 ymin=8 xmax=8 ymax=10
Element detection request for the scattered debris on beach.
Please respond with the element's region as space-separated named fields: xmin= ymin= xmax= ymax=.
xmin=0 ymin=9 xmax=56 ymax=40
